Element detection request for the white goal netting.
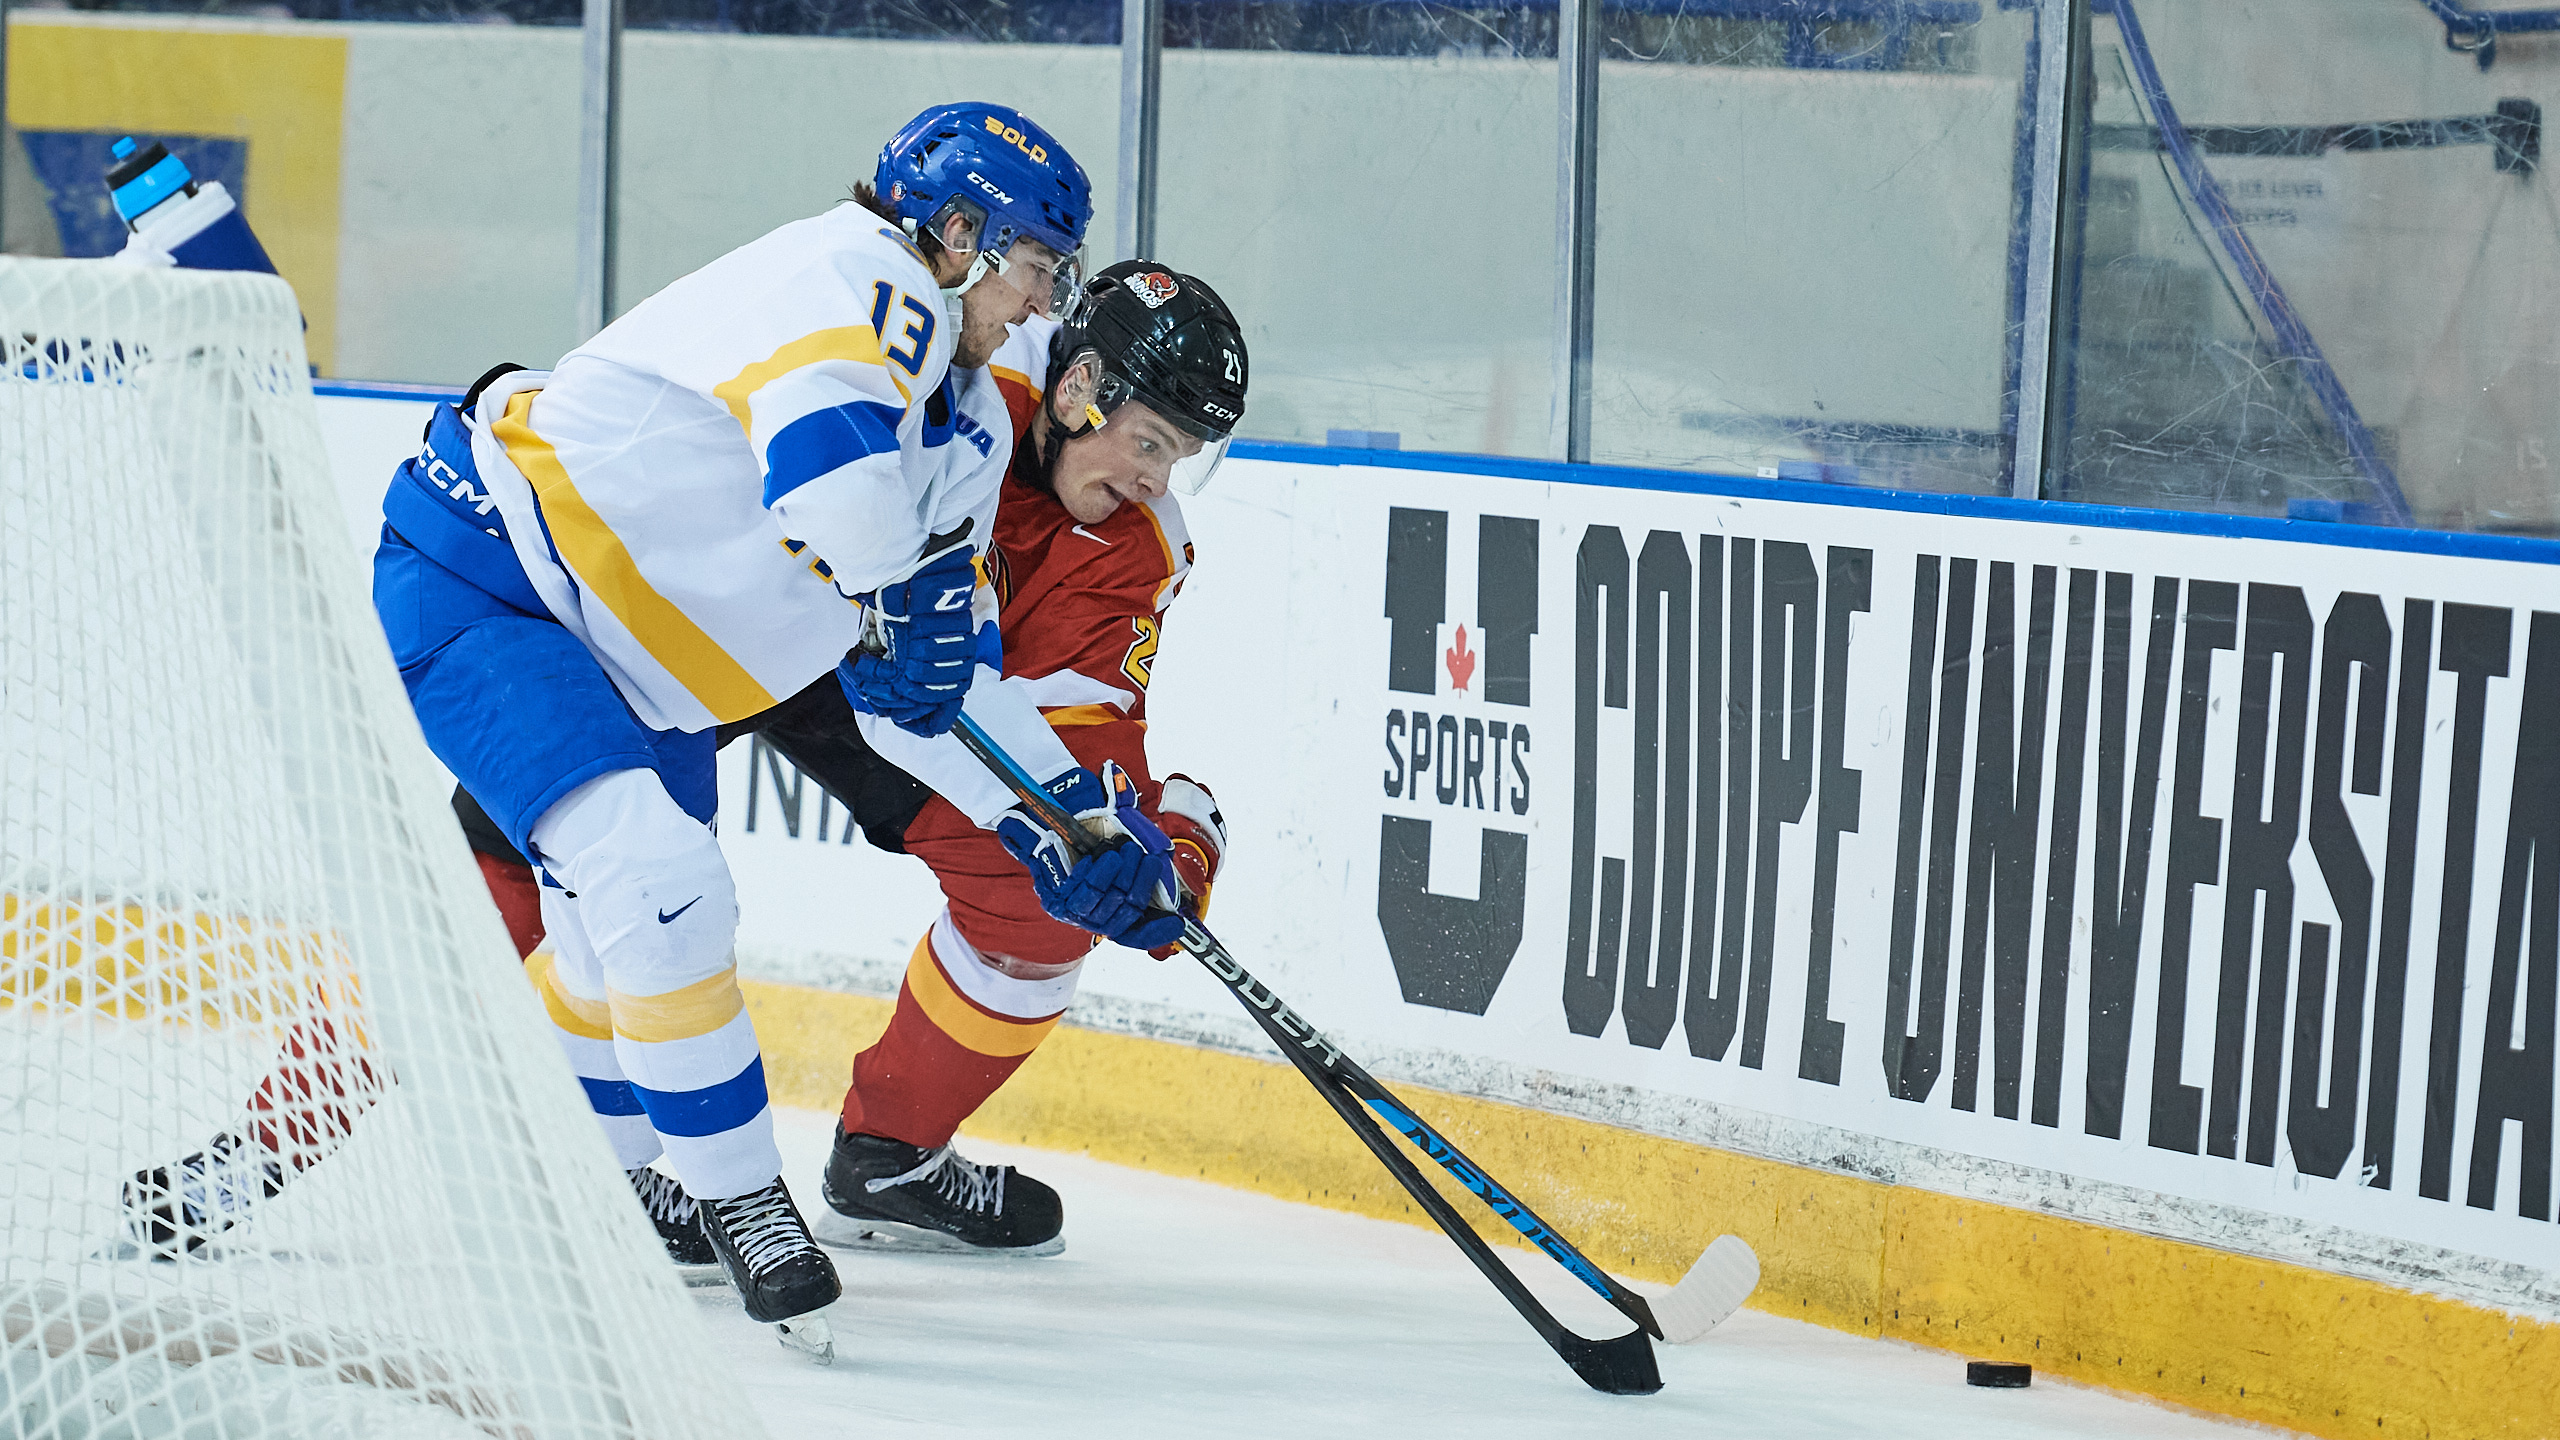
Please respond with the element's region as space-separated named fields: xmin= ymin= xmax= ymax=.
xmin=0 ymin=258 xmax=753 ymax=1439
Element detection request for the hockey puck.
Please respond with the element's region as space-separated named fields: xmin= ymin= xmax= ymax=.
xmin=1966 ymin=1360 xmax=2032 ymax=1388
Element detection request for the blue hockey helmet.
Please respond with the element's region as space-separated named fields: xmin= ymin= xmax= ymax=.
xmin=876 ymin=103 xmax=1094 ymax=309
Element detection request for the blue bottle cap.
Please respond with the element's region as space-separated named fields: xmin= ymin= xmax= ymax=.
xmin=111 ymin=136 xmax=137 ymax=160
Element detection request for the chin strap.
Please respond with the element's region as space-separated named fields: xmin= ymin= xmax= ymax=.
xmin=1021 ymin=400 xmax=1102 ymax=498
xmin=940 ymin=253 xmax=991 ymax=326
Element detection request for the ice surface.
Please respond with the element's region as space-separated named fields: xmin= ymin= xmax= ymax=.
xmin=705 ymin=1110 xmax=2270 ymax=1439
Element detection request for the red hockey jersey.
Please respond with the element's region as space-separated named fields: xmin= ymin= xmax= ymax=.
xmin=898 ymin=317 xmax=1196 ymax=966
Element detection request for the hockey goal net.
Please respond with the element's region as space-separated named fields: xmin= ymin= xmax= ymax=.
xmin=1 ymin=257 xmax=748 ymax=1438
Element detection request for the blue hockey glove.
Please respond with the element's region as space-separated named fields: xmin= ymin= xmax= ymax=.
xmin=840 ymin=539 xmax=993 ymax=738
xmin=994 ymin=762 xmax=1185 ymax=951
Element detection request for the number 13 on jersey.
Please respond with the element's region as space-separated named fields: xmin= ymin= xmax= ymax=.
xmin=869 ymin=281 xmax=936 ymax=377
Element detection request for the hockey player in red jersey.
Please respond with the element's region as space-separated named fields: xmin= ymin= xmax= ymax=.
xmin=812 ymin=261 xmax=1247 ymax=1256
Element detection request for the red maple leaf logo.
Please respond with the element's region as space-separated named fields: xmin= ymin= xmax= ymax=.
xmin=1445 ymin=623 xmax=1477 ymax=692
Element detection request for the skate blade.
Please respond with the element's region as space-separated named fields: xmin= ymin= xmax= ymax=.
xmin=675 ymin=1262 xmax=730 ymax=1289
xmin=812 ymin=1211 xmax=1063 ymax=1258
xmin=775 ymin=1314 xmax=833 ymax=1364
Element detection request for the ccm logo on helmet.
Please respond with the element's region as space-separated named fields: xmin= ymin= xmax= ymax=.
xmin=1201 ymin=401 xmax=1239 ymax=422
xmin=968 ymin=171 xmax=1015 ymax=205
xmin=980 ymin=116 xmax=1050 ymax=166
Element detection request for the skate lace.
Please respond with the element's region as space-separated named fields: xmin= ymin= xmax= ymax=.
xmin=713 ymin=1183 xmax=809 ymax=1273
xmin=628 ymin=1167 xmax=698 ymax=1227
xmin=179 ymin=1133 xmax=282 ymax=1228
xmin=866 ymin=1145 xmax=1005 ymax=1216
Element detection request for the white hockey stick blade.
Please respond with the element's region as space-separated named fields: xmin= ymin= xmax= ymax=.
xmin=1652 ymin=1234 xmax=1760 ymax=1343
xmin=775 ymin=1314 xmax=834 ymax=1365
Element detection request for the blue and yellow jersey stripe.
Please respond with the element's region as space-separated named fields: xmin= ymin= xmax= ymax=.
xmin=495 ymin=392 xmax=782 ymax=722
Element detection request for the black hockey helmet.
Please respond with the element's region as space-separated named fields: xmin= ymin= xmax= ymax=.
xmin=1043 ymin=260 xmax=1248 ymax=494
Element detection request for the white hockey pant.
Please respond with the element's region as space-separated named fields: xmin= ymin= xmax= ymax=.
xmin=524 ymin=767 xmax=778 ymax=1201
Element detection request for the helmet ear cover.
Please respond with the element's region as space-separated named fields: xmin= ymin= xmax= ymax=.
xmin=1018 ymin=349 xmax=1104 ymax=497
xmin=1042 ymin=351 xmax=1161 ymax=442
xmin=1049 ymin=351 xmax=1107 ymax=431
xmin=917 ymin=196 xmax=987 ymax=255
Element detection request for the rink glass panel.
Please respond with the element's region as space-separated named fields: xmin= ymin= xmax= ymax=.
xmin=1588 ymin=1 xmax=2039 ymax=494
xmin=606 ymin=32 xmax=1119 ymax=319
xmin=1151 ymin=6 xmax=1559 ymax=458
xmin=2 ymin=8 xmax=585 ymax=386
xmin=2048 ymin=0 xmax=2560 ymax=535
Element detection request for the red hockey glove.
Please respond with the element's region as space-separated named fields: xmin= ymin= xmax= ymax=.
xmin=1148 ymin=773 xmax=1227 ymax=959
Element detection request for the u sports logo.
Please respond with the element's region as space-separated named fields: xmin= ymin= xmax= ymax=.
xmin=1376 ymin=508 xmax=1538 ymax=1016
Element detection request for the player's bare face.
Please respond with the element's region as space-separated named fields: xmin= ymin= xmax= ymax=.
xmin=1050 ymin=401 xmax=1204 ymax=525
xmin=954 ymin=240 xmax=1064 ymax=369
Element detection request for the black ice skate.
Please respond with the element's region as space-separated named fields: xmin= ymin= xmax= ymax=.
xmin=627 ymin=1166 xmax=725 ymax=1285
xmin=816 ymin=1130 xmax=1064 ymax=1257
xmin=121 ymin=1131 xmax=286 ymax=1258
xmin=696 ymin=1177 xmax=840 ymax=1363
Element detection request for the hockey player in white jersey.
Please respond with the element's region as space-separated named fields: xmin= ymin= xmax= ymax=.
xmin=344 ymin=102 xmax=1175 ymax=1349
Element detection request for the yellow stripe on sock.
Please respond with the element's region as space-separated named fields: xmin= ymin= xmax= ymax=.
xmin=496 ymin=391 xmax=778 ymax=723
xmin=525 ymin=950 xmax=611 ymax=1042
xmin=608 ymin=967 xmax=747 ymax=1044
xmin=902 ymin=937 xmax=1059 ymax=1059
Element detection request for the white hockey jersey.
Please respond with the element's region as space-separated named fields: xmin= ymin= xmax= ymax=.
xmin=466 ymin=206 xmax=1013 ymax=734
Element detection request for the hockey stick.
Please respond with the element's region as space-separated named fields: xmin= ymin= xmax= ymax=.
xmin=947 ymin=713 xmax=1760 ymax=1395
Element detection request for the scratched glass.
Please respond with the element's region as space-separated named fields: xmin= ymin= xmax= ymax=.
xmin=605 ymin=6 xmax=1117 ymax=318
xmin=1151 ymin=1 xmax=1559 ymax=457
xmin=1587 ymin=0 xmax=2043 ymax=493
xmin=2048 ymin=0 xmax=2560 ymax=534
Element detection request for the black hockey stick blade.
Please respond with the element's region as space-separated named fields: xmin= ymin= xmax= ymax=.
xmin=1557 ymin=1326 xmax=1664 ymax=1395
xmin=945 ymin=714 xmax=1671 ymax=1392
xmin=1270 ymin=1015 xmax=1663 ymax=1395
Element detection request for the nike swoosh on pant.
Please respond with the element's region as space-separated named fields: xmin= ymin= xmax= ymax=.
xmin=657 ymin=897 xmax=703 ymax=924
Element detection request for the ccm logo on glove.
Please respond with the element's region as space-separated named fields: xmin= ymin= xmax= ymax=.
xmin=839 ymin=537 xmax=1001 ymax=738
xmin=995 ymin=762 xmax=1186 ymax=952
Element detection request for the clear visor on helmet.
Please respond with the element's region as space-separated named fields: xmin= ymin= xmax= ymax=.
xmin=1046 ymin=250 xmax=1086 ymax=317
xmin=992 ymin=241 xmax=1084 ymax=318
xmin=1090 ymin=370 xmax=1235 ymax=494
xmin=1169 ymin=434 xmax=1231 ymax=495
